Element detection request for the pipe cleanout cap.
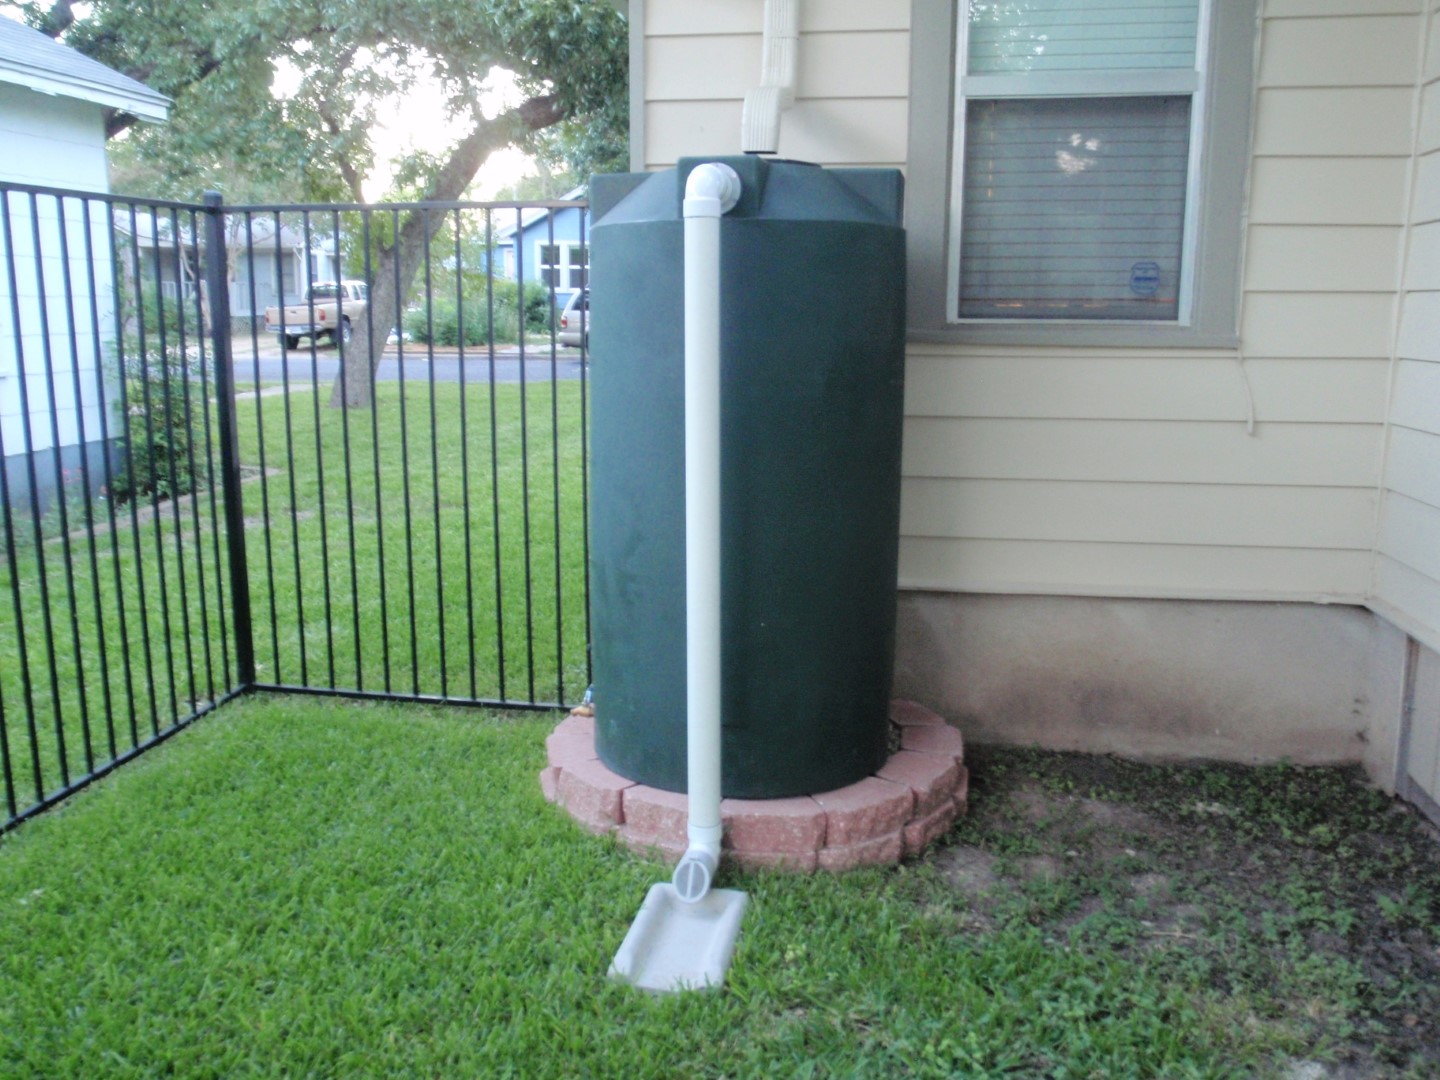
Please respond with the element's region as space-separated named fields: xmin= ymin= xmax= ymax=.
xmin=672 ymin=848 xmax=718 ymax=904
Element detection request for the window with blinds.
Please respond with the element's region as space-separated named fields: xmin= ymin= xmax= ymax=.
xmin=953 ymin=0 xmax=1205 ymax=324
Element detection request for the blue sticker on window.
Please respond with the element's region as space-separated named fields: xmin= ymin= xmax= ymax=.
xmin=1129 ymin=262 xmax=1161 ymax=297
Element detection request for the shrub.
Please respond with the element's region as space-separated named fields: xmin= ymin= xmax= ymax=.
xmin=129 ymin=281 xmax=192 ymax=343
xmin=403 ymin=278 xmax=556 ymax=347
xmin=108 ymin=344 xmax=207 ymax=506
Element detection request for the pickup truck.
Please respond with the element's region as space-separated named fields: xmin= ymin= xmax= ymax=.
xmin=264 ymin=280 xmax=368 ymax=349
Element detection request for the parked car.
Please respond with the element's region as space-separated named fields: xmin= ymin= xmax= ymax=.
xmin=265 ymin=280 xmax=368 ymax=350
xmin=559 ymin=289 xmax=589 ymax=349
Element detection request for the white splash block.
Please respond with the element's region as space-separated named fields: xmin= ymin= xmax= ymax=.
xmin=608 ymin=883 xmax=748 ymax=992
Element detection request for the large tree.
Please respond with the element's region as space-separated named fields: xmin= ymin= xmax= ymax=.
xmin=11 ymin=0 xmax=628 ymax=406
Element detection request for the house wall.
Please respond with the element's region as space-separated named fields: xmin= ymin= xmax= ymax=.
xmin=1400 ymin=639 xmax=1440 ymax=823
xmin=1380 ymin=0 xmax=1440 ymax=816
xmin=639 ymin=0 xmax=1411 ymax=604
xmin=0 ymin=83 xmax=117 ymax=509
xmin=498 ymin=207 xmax=588 ymax=294
xmin=895 ymin=593 xmax=1407 ymax=784
xmin=634 ymin=0 xmax=1428 ymax=787
xmin=0 ymin=83 xmax=109 ymax=189
xmin=228 ymin=243 xmax=338 ymax=319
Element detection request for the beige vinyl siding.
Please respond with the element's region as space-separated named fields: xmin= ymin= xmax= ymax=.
xmin=642 ymin=0 xmax=908 ymax=169
xmin=1370 ymin=0 xmax=1440 ymax=810
xmin=639 ymin=0 xmax=1411 ymax=602
xmin=900 ymin=538 xmax=1373 ymax=600
xmin=1374 ymin=0 xmax=1440 ymax=675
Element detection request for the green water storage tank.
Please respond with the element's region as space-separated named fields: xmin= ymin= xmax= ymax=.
xmin=588 ymin=156 xmax=905 ymax=800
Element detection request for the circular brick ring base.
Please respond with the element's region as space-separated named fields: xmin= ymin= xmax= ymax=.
xmin=539 ymin=699 xmax=968 ymax=873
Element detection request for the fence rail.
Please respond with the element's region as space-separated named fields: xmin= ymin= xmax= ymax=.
xmin=0 ymin=182 xmax=592 ymax=832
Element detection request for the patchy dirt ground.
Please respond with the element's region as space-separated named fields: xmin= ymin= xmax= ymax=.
xmin=930 ymin=746 xmax=1440 ymax=1077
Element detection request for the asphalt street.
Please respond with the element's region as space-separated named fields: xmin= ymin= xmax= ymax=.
xmin=231 ymin=338 xmax=588 ymax=386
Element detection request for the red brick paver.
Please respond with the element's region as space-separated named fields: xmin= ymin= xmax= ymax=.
xmin=722 ymin=796 xmax=827 ymax=853
xmin=545 ymin=725 xmax=599 ymax=770
xmin=877 ymin=750 xmax=962 ymax=816
xmin=555 ymin=757 xmax=635 ymax=834
xmin=543 ymin=700 xmax=967 ymax=871
xmin=903 ymin=797 xmax=959 ymax=857
xmin=621 ymin=785 xmax=690 ymax=845
xmin=901 ymin=723 xmax=966 ymax=760
xmin=889 ymin=699 xmax=946 ymax=727
xmin=813 ymin=776 xmax=914 ymax=846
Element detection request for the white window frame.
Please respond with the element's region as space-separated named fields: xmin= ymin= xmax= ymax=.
xmin=906 ymin=0 xmax=1256 ymax=348
xmin=535 ymin=240 xmax=589 ymax=292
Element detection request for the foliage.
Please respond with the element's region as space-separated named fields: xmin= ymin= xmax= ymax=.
xmin=402 ymin=276 xmax=551 ymax=346
xmin=527 ymin=97 xmax=629 ymax=186
xmin=108 ymin=343 xmax=208 ymax=506
xmin=127 ymin=280 xmax=188 ymax=342
xmin=505 ymin=170 xmax=584 ymax=201
xmin=8 ymin=0 xmax=629 ymax=204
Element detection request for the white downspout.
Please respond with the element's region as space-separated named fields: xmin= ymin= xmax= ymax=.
xmin=740 ymin=0 xmax=798 ymax=154
xmin=672 ymin=162 xmax=742 ymax=904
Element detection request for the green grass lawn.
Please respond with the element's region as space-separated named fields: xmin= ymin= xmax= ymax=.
xmin=0 ymin=373 xmax=585 ymax=818
xmin=3 ymin=695 xmax=1436 ymax=1077
xmin=235 ymin=377 xmax=587 ymax=703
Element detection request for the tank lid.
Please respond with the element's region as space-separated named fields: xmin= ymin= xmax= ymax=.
xmin=591 ymin=156 xmax=903 ymax=229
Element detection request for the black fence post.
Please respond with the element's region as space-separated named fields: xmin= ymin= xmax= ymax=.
xmin=203 ymin=191 xmax=255 ymax=688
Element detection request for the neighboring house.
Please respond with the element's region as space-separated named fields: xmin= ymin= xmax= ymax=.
xmin=0 ymin=15 xmax=168 ymax=510
xmin=113 ymin=212 xmax=339 ymax=330
xmin=227 ymin=219 xmax=340 ymax=326
xmin=629 ymin=0 xmax=1440 ymax=825
xmin=493 ymin=186 xmax=590 ymax=302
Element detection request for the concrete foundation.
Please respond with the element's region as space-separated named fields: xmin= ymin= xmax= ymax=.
xmin=894 ymin=592 xmax=1409 ymax=791
xmin=2 ymin=435 xmax=120 ymax=517
xmin=1398 ymin=639 xmax=1440 ymax=827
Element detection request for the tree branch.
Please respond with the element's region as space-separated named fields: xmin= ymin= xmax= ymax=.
xmin=517 ymin=94 xmax=564 ymax=132
xmin=33 ymin=0 xmax=77 ymax=37
xmin=316 ymin=63 xmax=366 ymax=203
xmin=328 ymin=93 xmax=572 ymax=409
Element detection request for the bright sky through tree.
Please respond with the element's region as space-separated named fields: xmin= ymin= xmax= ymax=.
xmin=270 ymin=52 xmax=533 ymax=200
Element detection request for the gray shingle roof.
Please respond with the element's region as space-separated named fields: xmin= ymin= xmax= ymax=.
xmin=0 ymin=15 xmax=168 ymax=120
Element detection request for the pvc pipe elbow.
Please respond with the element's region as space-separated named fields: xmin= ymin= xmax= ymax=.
xmin=684 ymin=163 xmax=742 ymax=218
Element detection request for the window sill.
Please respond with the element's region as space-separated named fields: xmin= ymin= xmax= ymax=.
xmin=906 ymin=323 xmax=1241 ymax=351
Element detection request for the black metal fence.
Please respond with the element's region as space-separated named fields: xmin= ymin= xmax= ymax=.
xmin=0 ymin=182 xmax=591 ymax=832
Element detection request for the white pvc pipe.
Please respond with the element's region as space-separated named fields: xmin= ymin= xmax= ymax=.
xmin=673 ymin=162 xmax=741 ymax=904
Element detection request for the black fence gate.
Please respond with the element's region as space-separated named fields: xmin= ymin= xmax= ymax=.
xmin=0 ymin=182 xmax=591 ymax=832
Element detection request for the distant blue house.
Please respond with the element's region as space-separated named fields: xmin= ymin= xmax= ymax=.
xmin=493 ymin=186 xmax=589 ymax=302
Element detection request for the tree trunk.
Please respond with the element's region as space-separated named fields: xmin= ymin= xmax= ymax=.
xmin=328 ymin=98 xmax=562 ymax=409
xmin=328 ymin=206 xmax=448 ymax=409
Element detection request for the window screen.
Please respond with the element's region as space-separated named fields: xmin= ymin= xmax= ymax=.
xmin=958 ymin=95 xmax=1190 ymax=320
